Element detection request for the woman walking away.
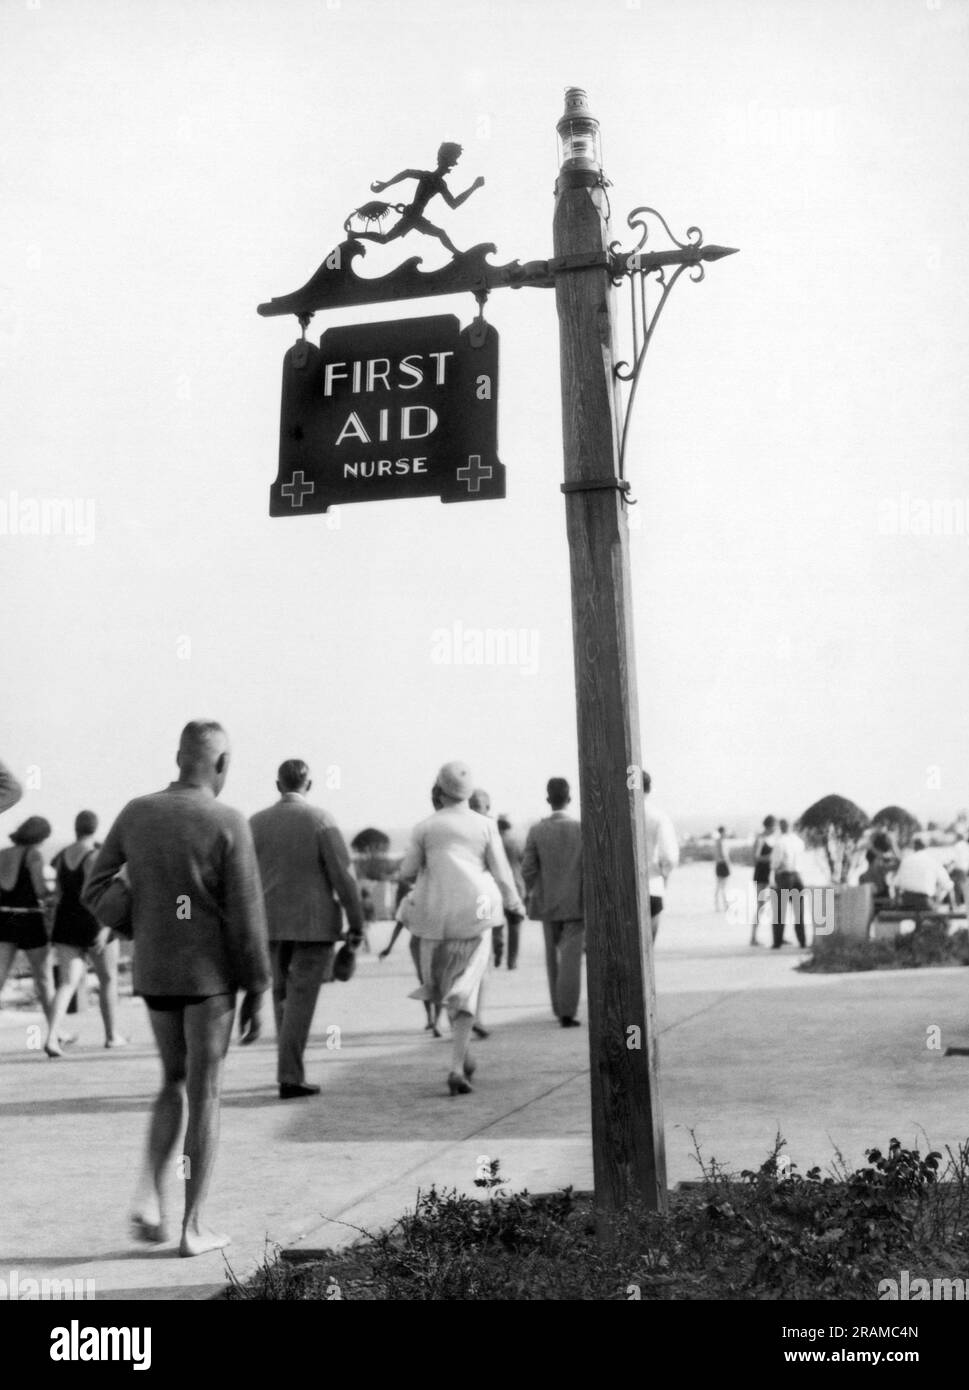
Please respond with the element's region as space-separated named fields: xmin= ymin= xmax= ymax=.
xmin=45 ymin=811 xmax=128 ymax=1055
xmin=750 ymin=815 xmax=777 ymax=946
xmin=0 ymin=817 xmax=55 ymax=1027
xmin=714 ymin=826 xmax=731 ymax=913
xmin=399 ymin=761 xmax=525 ymax=1095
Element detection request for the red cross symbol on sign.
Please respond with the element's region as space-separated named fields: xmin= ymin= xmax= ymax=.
xmin=281 ymin=471 xmax=315 ymax=507
xmin=456 ymin=455 xmax=493 ymax=494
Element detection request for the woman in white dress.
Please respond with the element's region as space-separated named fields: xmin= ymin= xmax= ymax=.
xmin=399 ymin=761 xmax=525 ymax=1095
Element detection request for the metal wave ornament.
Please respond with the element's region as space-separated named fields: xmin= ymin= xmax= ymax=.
xmin=609 ymin=207 xmax=738 ymax=480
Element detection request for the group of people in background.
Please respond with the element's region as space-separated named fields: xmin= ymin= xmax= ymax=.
xmin=861 ymin=830 xmax=967 ymax=914
xmin=749 ymin=815 xmax=809 ymax=949
xmin=0 ymin=793 xmax=128 ymax=1054
xmin=712 ymin=814 xmax=815 ymax=947
xmin=0 ymin=736 xmax=679 ymax=1257
xmin=727 ymin=812 xmax=969 ymax=950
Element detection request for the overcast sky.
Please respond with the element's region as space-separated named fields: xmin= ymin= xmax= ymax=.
xmin=2 ymin=0 xmax=967 ymax=845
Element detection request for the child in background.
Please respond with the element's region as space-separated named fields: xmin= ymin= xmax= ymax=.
xmin=379 ymin=882 xmax=442 ymax=1036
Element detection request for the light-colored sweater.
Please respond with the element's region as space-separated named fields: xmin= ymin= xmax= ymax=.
xmin=84 ymin=783 xmax=270 ymax=997
xmin=399 ymin=804 xmax=525 ymax=941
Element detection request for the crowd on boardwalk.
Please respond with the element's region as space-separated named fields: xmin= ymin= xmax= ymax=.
xmin=712 ymin=813 xmax=969 ymax=950
xmin=0 ymin=732 xmax=678 ymax=1259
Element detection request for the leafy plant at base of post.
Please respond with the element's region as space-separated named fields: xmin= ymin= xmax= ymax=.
xmin=731 ymin=1136 xmax=944 ymax=1297
xmin=368 ymin=1167 xmax=588 ymax=1300
xmin=797 ymin=793 xmax=869 ymax=884
xmin=226 ymin=1140 xmax=969 ymax=1300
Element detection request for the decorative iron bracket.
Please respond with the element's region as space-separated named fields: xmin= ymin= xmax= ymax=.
xmin=256 ymin=204 xmax=736 ymax=510
xmin=607 ymin=207 xmax=738 ymax=481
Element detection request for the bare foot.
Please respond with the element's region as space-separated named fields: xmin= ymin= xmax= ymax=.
xmin=179 ymin=1227 xmax=231 ymax=1257
xmin=44 ymin=1040 xmax=63 ymax=1058
xmin=130 ymin=1214 xmax=170 ymax=1244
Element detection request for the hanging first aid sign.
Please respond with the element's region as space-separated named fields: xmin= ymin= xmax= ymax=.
xmin=269 ymin=314 xmax=504 ymax=515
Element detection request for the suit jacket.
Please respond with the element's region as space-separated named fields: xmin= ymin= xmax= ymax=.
xmin=0 ymin=760 xmax=22 ymax=816
xmin=83 ymin=783 xmax=270 ymax=997
xmin=250 ymin=793 xmax=363 ymax=943
xmin=521 ymin=812 xmax=583 ymax=922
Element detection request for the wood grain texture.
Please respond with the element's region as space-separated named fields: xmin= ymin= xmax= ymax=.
xmin=553 ymin=175 xmax=667 ymax=1214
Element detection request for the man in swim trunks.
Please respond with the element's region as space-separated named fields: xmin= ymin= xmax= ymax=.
xmin=84 ymin=720 xmax=270 ymax=1257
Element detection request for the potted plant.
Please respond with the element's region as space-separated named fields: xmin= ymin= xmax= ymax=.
xmin=797 ymin=794 xmax=871 ymax=940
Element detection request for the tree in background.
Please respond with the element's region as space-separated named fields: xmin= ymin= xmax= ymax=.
xmin=351 ymin=828 xmax=391 ymax=856
xmin=870 ymin=805 xmax=922 ymax=852
xmin=350 ymin=828 xmax=395 ymax=882
xmin=797 ymin=794 xmax=869 ymax=885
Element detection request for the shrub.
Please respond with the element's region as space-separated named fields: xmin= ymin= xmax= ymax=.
xmin=226 ymin=1140 xmax=969 ymax=1301
xmin=800 ymin=925 xmax=969 ymax=973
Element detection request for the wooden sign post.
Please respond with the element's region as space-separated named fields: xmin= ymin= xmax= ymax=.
xmin=256 ymin=95 xmax=737 ymax=1226
xmin=553 ymin=89 xmax=668 ymax=1216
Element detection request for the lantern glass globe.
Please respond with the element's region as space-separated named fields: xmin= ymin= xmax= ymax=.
xmin=557 ymin=87 xmax=602 ymax=171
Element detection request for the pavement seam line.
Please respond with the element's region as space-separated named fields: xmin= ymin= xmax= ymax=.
xmin=290 ymin=1066 xmax=594 ymax=1245
xmin=658 ymin=991 xmax=737 ymax=1037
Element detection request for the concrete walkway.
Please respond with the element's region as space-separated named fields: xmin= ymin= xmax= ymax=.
xmin=3 ymin=862 xmax=968 ymax=1300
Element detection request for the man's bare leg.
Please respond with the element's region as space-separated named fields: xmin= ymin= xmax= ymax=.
xmin=133 ymin=1005 xmax=187 ymax=1243
xmin=428 ymin=225 xmax=460 ymax=255
xmin=179 ymin=993 xmax=235 ymax=1256
xmin=406 ymin=214 xmax=461 ymax=255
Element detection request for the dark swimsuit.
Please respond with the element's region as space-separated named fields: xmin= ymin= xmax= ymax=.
xmin=0 ymin=850 xmax=48 ymax=950
xmin=51 ymin=850 xmax=101 ymax=949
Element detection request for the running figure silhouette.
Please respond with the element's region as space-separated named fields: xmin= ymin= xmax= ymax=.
xmin=345 ymin=142 xmax=485 ymax=257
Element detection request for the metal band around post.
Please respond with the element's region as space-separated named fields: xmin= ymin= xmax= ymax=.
xmin=561 ymin=478 xmax=636 ymax=504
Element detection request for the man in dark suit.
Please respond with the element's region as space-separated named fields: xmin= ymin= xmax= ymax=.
xmin=522 ymin=777 xmax=584 ymax=1027
xmin=0 ymin=760 xmax=23 ymax=815
xmin=250 ymin=760 xmax=363 ymax=1099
